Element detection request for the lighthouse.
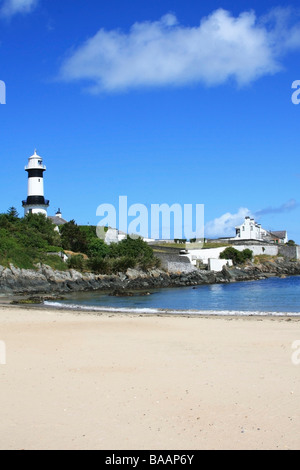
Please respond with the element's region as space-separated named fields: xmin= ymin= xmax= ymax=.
xmin=22 ymin=150 xmax=50 ymax=216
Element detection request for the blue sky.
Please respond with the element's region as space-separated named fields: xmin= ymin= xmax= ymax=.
xmin=0 ymin=0 xmax=300 ymax=241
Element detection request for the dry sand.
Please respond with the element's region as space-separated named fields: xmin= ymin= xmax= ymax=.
xmin=0 ymin=304 xmax=300 ymax=450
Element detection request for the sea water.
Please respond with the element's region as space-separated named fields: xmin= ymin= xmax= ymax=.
xmin=45 ymin=275 xmax=300 ymax=317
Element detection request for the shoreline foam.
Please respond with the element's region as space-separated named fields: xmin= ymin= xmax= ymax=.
xmin=43 ymin=300 xmax=300 ymax=318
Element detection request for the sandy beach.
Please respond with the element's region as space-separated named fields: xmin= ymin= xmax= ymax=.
xmin=0 ymin=304 xmax=300 ymax=450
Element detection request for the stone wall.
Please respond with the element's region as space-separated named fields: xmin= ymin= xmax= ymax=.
xmin=154 ymin=251 xmax=195 ymax=273
xmin=278 ymin=245 xmax=300 ymax=260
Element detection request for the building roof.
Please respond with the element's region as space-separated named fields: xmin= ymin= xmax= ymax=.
xmin=48 ymin=215 xmax=68 ymax=226
xmin=269 ymin=231 xmax=287 ymax=240
xmin=29 ymin=149 xmax=42 ymax=160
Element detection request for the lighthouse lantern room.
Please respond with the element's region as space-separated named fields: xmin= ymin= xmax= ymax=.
xmin=22 ymin=150 xmax=50 ymax=217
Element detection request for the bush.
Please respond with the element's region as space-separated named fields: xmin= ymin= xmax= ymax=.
xmin=87 ymin=238 xmax=110 ymax=259
xmin=60 ymin=220 xmax=88 ymax=253
xmin=220 ymin=247 xmax=253 ymax=265
xmin=111 ymin=256 xmax=137 ymax=273
xmin=0 ymin=217 xmax=61 ymax=269
xmin=67 ymin=254 xmax=85 ymax=271
xmin=87 ymin=257 xmax=112 ymax=275
xmin=108 ymin=237 xmax=154 ymax=260
xmin=0 ymin=209 xmax=160 ymax=275
xmin=140 ymin=255 xmax=161 ymax=271
xmin=23 ymin=213 xmax=62 ymax=247
xmin=241 ymin=249 xmax=253 ymax=262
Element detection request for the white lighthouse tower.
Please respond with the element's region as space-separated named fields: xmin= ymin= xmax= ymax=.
xmin=22 ymin=150 xmax=50 ymax=216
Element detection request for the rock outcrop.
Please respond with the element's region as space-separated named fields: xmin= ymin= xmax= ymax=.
xmin=0 ymin=258 xmax=300 ymax=296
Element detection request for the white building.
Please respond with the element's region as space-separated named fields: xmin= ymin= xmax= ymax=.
xmin=234 ymin=217 xmax=265 ymax=240
xmin=22 ymin=150 xmax=50 ymax=216
xmin=48 ymin=209 xmax=68 ymax=232
xmin=103 ymin=228 xmax=155 ymax=245
xmin=104 ymin=228 xmax=127 ymax=245
xmin=234 ymin=217 xmax=288 ymax=244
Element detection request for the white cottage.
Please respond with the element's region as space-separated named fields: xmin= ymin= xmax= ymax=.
xmin=234 ymin=217 xmax=288 ymax=244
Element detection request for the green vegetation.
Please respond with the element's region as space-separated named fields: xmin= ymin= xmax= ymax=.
xmin=67 ymin=254 xmax=85 ymax=271
xmin=203 ymin=242 xmax=230 ymax=249
xmin=153 ymin=242 xmax=186 ymax=249
xmin=86 ymin=236 xmax=160 ymax=274
xmin=253 ymin=254 xmax=283 ymax=264
xmin=220 ymin=247 xmax=253 ymax=265
xmin=60 ymin=220 xmax=88 ymax=253
xmin=0 ymin=209 xmax=65 ymax=270
xmin=0 ymin=208 xmax=160 ymax=274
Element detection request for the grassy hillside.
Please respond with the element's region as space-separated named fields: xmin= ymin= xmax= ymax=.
xmin=0 ymin=209 xmax=66 ymax=270
xmin=0 ymin=208 xmax=160 ymax=273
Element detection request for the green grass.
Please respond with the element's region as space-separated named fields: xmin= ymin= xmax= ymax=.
xmin=253 ymin=254 xmax=283 ymax=264
xmin=153 ymin=241 xmax=231 ymax=250
xmin=152 ymin=243 xmax=186 ymax=249
xmin=46 ymin=245 xmax=64 ymax=253
xmin=0 ymin=248 xmax=38 ymax=270
xmin=43 ymin=255 xmax=69 ymax=271
xmin=203 ymin=242 xmax=231 ymax=249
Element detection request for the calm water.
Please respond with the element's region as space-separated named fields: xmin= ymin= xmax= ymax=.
xmin=45 ymin=276 xmax=300 ymax=316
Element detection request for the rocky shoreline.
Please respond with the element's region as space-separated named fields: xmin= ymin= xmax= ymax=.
xmin=0 ymin=258 xmax=300 ymax=299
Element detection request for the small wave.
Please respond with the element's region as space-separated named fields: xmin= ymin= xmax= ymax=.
xmin=43 ymin=301 xmax=300 ymax=317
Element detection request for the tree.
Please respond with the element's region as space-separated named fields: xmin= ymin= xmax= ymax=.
xmin=7 ymin=207 xmax=19 ymax=221
xmin=108 ymin=237 xmax=154 ymax=262
xmin=220 ymin=247 xmax=253 ymax=265
xmin=87 ymin=238 xmax=109 ymax=259
xmin=59 ymin=220 xmax=88 ymax=253
xmin=23 ymin=212 xmax=61 ymax=247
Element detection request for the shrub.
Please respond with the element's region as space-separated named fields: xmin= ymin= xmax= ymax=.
xmin=111 ymin=256 xmax=137 ymax=273
xmin=220 ymin=247 xmax=253 ymax=265
xmin=87 ymin=257 xmax=112 ymax=274
xmin=67 ymin=254 xmax=85 ymax=271
xmin=140 ymin=256 xmax=161 ymax=271
xmin=242 ymin=249 xmax=253 ymax=262
xmin=108 ymin=237 xmax=154 ymax=260
xmin=87 ymin=238 xmax=110 ymax=259
xmin=60 ymin=220 xmax=88 ymax=253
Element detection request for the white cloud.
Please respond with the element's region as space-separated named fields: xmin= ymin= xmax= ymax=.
xmin=205 ymin=208 xmax=252 ymax=239
xmin=59 ymin=8 xmax=300 ymax=93
xmin=0 ymin=0 xmax=38 ymax=17
xmin=205 ymin=198 xmax=298 ymax=238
